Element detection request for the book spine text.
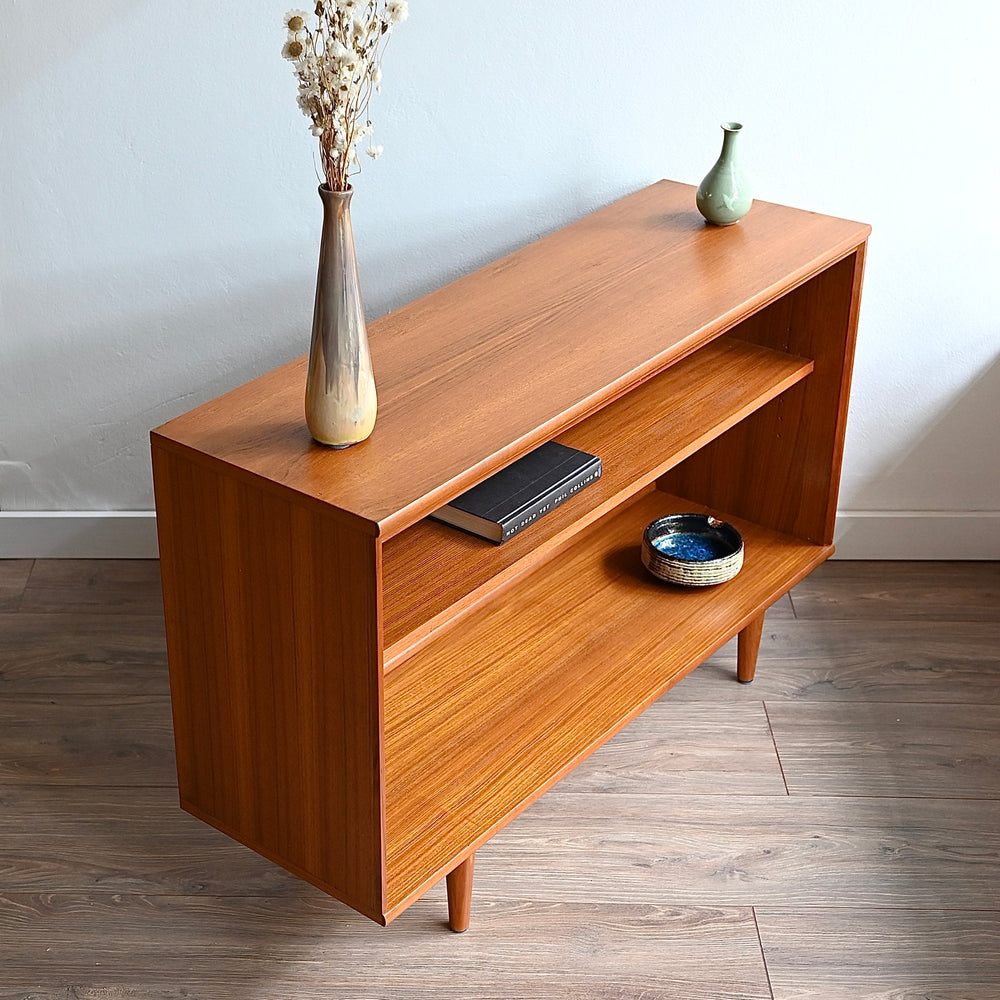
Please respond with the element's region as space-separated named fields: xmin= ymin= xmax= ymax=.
xmin=499 ymin=462 xmax=602 ymax=542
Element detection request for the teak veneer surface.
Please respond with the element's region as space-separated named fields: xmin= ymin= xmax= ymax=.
xmin=153 ymin=447 xmax=385 ymax=922
xmin=152 ymin=180 xmax=868 ymax=538
xmin=150 ymin=179 xmax=870 ymax=930
xmin=382 ymin=335 xmax=813 ymax=664
xmin=662 ymin=249 xmax=866 ymax=545
xmin=382 ymin=489 xmax=832 ymax=913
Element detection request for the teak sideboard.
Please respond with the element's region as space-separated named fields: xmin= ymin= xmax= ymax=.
xmin=151 ymin=179 xmax=869 ymax=931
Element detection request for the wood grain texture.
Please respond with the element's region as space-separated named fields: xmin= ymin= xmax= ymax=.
xmin=764 ymin=592 xmax=796 ymax=620
xmin=152 ymin=445 xmax=385 ymax=922
xmin=381 ymin=336 xmax=812 ymax=663
xmin=152 ymin=180 xmax=868 ymax=539
xmin=5 ymin=560 xmax=1000 ymax=994
xmin=383 ymin=489 xmax=830 ymax=913
xmin=672 ymin=618 xmax=1000 ymax=703
xmin=0 ymin=614 xmax=168 ymax=695
xmin=663 ymin=249 xmax=866 ymax=544
xmin=767 ymin=701 xmax=1000 ymax=798
xmin=16 ymin=560 xmax=162 ymax=615
xmin=0 ymin=895 xmax=769 ymax=1000
xmin=446 ymin=855 xmax=475 ymax=932
xmin=738 ymin=612 xmax=765 ymax=683
xmin=0 ymin=785 xmax=302 ymax=895
xmin=150 ymin=182 xmax=868 ymax=928
xmin=756 ymin=907 xmax=1000 ymax=999
xmin=0 ymin=695 xmax=175 ymax=786
xmin=790 ymin=559 xmax=1000 ymax=620
xmin=553 ymin=700 xmax=786 ymax=795
xmin=484 ymin=792 xmax=1000 ymax=908
xmin=0 ymin=560 xmax=32 ymax=611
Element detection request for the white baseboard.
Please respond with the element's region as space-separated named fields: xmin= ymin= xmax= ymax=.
xmin=0 ymin=511 xmax=159 ymax=559
xmin=1 ymin=510 xmax=997 ymax=560
xmin=833 ymin=511 xmax=1000 ymax=560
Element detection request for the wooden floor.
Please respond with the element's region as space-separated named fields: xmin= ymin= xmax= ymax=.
xmin=1 ymin=558 xmax=999 ymax=999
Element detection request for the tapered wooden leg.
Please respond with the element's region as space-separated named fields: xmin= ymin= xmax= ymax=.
xmin=737 ymin=612 xmax=765 ymax=683
xmin=446 ymin=854 xmax=475 ymax=932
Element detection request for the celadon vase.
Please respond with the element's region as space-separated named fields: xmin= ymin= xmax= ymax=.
xmin=696 ymin=121 xmax=752 ymax=226
xmin=305 ymin=185 xmax=378 ymax=447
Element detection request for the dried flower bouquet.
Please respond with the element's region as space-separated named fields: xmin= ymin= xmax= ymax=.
xmin=282 ymin=1 xmax=408 ymax=192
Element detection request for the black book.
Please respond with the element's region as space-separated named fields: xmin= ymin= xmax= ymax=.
xmin=431 ymin=441 xmax=602 ymax=544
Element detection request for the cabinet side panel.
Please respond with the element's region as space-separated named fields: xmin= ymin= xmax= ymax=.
xmin=152 ymin=443 xmax=239 ymax=820
xmin=152 ymin=442 xmax=385 ymax=920
xmin=660 ymin=248 xmax=866 ymax=543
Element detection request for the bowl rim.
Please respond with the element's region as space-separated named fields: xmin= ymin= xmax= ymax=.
xmin=642 ymin=513 xmax=744 ymax=564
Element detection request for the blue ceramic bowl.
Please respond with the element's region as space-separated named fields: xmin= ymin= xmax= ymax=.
xmin=641 ymin=513 xmax=744 ymax=586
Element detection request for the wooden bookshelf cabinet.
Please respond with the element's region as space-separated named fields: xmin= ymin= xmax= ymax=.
xmin=150 ymin=180 xmax=869 ymax=930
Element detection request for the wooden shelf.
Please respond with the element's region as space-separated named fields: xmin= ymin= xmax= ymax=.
xmin=151 ymin=181 xmax=868 ymax=540
xmin=383 ymin=489 xmax=832 ymax=913
xmin=150 ymin=180 xmax=869 ymax=929
xmin=382 ymin=335 xmax=813 ymax=668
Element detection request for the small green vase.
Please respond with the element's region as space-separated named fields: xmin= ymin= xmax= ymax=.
xmin=696 ymin=121 xmax=752 ymax=226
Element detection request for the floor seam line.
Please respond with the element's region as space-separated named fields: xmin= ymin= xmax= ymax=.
xmin=752 ymin=905 xmax=776 ymax=999
xmin=763 ymin=700 xmax=790 ymax=796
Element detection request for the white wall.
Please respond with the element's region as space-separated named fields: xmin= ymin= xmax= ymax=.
xmin=2 ymin=0 xmax=998 ymax=556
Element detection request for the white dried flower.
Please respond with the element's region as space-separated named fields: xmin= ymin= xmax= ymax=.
xmin=297 ymin=89 xmax=319 ymax=117
xmin=329 ymin=38 xmax=352 ymax=62
xmin=284 ymin=9 xmax=310 ymax=34
xmin=281 ymin=1 xmax=406 ymax=190
xmin=281 ymin=36 xmax=307 ymax=62
xmin=386 ymin=1 xmax=408 ymax=24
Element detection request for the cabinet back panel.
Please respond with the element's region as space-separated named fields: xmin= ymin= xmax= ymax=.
xmin=661 ymin=250 xmax=866 ymax=543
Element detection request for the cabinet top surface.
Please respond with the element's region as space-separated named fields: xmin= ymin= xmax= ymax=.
xmin=152 ymin=179 xmax=869 ymax=537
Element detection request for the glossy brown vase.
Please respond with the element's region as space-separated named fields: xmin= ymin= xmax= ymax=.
xmin=305 ymin=186 xmax=377 ymax=447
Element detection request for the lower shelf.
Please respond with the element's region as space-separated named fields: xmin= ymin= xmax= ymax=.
xmin=382 ymin=488 xmax=832 ymax=915
xmin=380 ymin=336 xmax=813 ymax=667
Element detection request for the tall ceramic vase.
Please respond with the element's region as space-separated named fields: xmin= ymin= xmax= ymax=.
xmin=305 ymin=185 xmax=378 ymax=447
xmin=696 ymin=121 xmax=752 ymax=226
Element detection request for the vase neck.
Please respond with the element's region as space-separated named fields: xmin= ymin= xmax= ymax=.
xmin=319 ymin=185 xmax=354 ymax=209
xmin=719 ymin=122 xmax=742 ymax=157
xmin=318 ymin=185 xmax=356 ymax=241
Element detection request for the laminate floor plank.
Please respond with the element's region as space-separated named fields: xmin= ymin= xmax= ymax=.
xmin=0 ymin=560 xmax=33 ymax=611
xmin=0 ymin=786 xmax=302 ymax=896
xmin=11 ymin=785 xmax=1000 ymax=909
xmin=3 ymin=558 xmax=999 ymax=995
xmin=558 ymin=700 xmax=786 ymax=795
xmin=0 ymin=614 xmax=168 ymax=695
xmin=675 ymin=619 xmax=1000 ymax=703
xmin=19 ymin=560 xmax=163 ymax=616
xmin=0 ymin=894 xmax=770 ymax=1000
xmin=0 ymin=695 xmax=176 ymax=785
xmin=790 ymin=560 xmax=1000 ymax=621
xmin=480 ymin=793 xmax=1000 ymax=909
xmin=767 ymin=701 xmax=1000 ymax=798
xmin=762 ymin=592 xmax=795 ymax=620
xmin=756 ymin=907 xmax=1000 ymax=999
